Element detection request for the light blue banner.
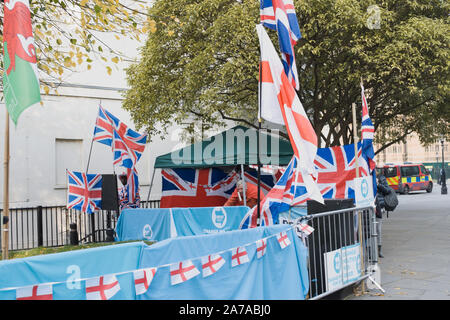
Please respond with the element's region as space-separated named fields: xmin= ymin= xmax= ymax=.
xmin=115 ymin=206 xmax=250 ymax=242
xmin=138 ymin=224 xmax=309 ymax=300
xmin=0 ymin=242 xmax=145 ymax=300
xmin=171 ymin=206 xmax=250 ymax=236
xmin=115 ymin=208 xmax=174 ymax=242
xmin=0 ymin=224 xmax=309 ymax=300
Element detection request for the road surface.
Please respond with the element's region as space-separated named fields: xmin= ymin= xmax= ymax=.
xmin=346 ymin=180 xmax=450 ymax=300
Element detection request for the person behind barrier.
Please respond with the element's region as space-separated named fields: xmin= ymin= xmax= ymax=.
xmin=375 ymin=174 xmax=391 ymax=258
xmin=224 ymin=180 xmax=264 ymax=208
xmin=118 ymin=172 xmax=140 ymax=211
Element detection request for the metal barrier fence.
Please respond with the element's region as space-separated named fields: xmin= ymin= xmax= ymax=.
xmin=296 ymin=205 xmax=378 ymax=300
xmin=2 ymin=202 xmax=378 ymax=299
xmin=0 ymin=200 xmax=161 ymax=252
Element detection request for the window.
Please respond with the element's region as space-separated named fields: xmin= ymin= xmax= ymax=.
xmin=385 ymin=167 xmax=398 ymax=177
xmin=420 ymin=165 xmax=428 ymax=175
xmin=55 ymin=138 xmax=83 ymax=187
xmin=401 ymin=165 xmax=419 ymax=177
xmin=409 ymin=166 xmax=420 ymax=176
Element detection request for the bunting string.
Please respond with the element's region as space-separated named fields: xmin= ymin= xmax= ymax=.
xmin=0 ymin=223 xmax=314 ymax=299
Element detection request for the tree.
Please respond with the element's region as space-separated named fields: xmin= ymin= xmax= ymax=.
xmin=123 ymin=0 xmax=449 ymax=151
xmin=1 ymin=0 xmax=156 ymax=94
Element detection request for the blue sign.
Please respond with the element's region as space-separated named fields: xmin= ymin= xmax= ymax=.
xmin=115 ymin=206 xmax=250 ymax=242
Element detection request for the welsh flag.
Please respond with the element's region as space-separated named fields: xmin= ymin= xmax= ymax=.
xmin=3 ymin=0 xmax=41 ymax=124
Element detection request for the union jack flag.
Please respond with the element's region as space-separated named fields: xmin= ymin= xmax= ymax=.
xmin=67 ymin=170 xmax=102 ymax=214
xmin=243 ymin=167 xmax=279 ymax=194
xmin=160 ymin=167 xmax=240 ymax=208
xmin=93 ymin=105 xmax=147 ymax=169
xmin=239 ymin=156 xmax=323 ymax=229
xmin=361 ymin=83 xmax=376 ymax=171
xmin=314 ymin=143 xmax=371 ymax=200
xmin=260 ymin=0 xmax=301 ymax=89
xmin=119 ymin=167 xmax=140 ymax=210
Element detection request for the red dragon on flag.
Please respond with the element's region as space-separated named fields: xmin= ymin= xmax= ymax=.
xmin=3 ymin=0 xmax=37 ymax=75
xmin=3 ymin=0 xmax=41 ymax=124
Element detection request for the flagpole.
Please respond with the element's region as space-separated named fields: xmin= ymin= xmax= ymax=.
xmin=353 ymin=99 xmax=366 ymax=293
xmin=86 ymin=101 xmax=104 ymax=174
xmin=2 ymin=110 xmax=10 ymax=260
xmin=257 ymin=47 xmax=263 ymax=224
xmin=352 ymin=102 xmax=359 ymax=178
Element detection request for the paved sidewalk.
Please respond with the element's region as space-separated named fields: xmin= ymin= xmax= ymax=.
xmin=346 ymin=181 xmax=450 ymax=300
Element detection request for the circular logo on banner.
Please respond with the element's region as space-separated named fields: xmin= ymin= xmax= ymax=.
xmin=212 ymin=207 xmax=227 ymax=229
xmin=142 ymin=224 xmax=153 ymax=240
xmin=361 ymin=179 xmax=369 ymax=198
xmin=333 ymin=252 xmax=341 ymax=274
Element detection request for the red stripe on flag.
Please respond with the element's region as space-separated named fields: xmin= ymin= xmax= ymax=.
xmin=259 ymin=61 xmax=274 ymax=83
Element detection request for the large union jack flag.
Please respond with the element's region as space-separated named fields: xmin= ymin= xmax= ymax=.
xmin=67 ymin=170 xmax=102 ymax=214
xmin=160 ymin=167 xmax=240 ymax=208
xmin=260 ymin=0 xmax=301 ymax=90
xmin=93 ymin=105 xmax=147 ymax=169
xmin=314 ymin=143 xmax=370 ymax=200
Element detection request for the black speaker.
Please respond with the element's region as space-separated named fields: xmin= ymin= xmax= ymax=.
xmin=101 ymin=174 xmax=119 ymax=211
xmin=306 ymin=199 xmax=356 ymax=297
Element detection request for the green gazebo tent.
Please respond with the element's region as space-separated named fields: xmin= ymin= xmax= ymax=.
xmin=146 ymin=125 xmax=293 ymax=200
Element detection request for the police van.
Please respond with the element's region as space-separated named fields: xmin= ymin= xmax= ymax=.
xmin=381 ymin=163 xmax=433 ymax=194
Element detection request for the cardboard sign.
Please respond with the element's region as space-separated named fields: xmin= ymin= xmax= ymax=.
xmin=354 ymin=176 xmax=375 ymax=208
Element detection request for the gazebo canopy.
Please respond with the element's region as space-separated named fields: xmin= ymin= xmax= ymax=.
xmin=154 ymin=125 xmax=293 ymax=169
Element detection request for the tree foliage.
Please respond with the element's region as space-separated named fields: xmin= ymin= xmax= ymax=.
xmin=1 ymin=0 xmax=155 ymax=93
xmin=123 ymin=0 xmax=449 ymax=150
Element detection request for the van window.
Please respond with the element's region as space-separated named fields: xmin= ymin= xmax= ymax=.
xmin=385 ymin=167 xmax=397 ymax=177
xmin=401 ymin=166 xmax=419 ymax=176
xmin=420 ymin=165 xmax=428 ymax=175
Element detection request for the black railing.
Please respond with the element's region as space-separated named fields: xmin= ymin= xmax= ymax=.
xmin=0 ymin=200 xmax=161 ymax=252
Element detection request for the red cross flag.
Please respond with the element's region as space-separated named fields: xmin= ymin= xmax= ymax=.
xmin=85 ymin=274 xmax=120 ymax=300
xmin=201 ymin=254 xmax=225 ymax=278
xmin=231 ymin=247 xmax=250 ymax=267
xmin=256 ymin=238 xmax=268 ymax=259
xmin=276 ymin=231 xmax=291 ymax=249
xmin=16 ymin=284 xmax=53 ymax=300
xmin=296 ymin=222 xmax=314 ymax=236
xmin=133 ymin=267 xmax=157 ymax=295
xmin=257 ymin=24 xmax=318 ymax=175
xmin=170 ymin=260 xmax=200 ymax=285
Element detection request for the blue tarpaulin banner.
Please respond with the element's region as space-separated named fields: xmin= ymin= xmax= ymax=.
xmin=115 ymin=206 xmax=250 ymax=242
xmin=115 ymin=208 xmax=175 ymax=242
xmin=0 ymin=224 xmax=309 ymax=300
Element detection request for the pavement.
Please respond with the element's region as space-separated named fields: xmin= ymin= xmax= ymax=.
xmin=345 ymin=180 xmax=450 ymax=300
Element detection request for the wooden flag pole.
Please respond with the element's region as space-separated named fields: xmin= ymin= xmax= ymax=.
xmin=256 ymin=47 xmax=263 ymax=224
xmin=2 ymin=110 xmax=10 ymax=260
xmin=352 ymin=102 xmax=359 ymax=178
xmin=353 ymin=101 xmax=366 ymax=293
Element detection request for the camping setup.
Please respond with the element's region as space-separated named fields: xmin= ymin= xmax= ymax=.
xmin=147 ymin=125 xmax=293 ymax=208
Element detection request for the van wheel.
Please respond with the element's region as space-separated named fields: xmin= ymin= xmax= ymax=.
xmin=403 ymin=185 xmax=409 ymax=194
xmin=426 ymin=182 xmax=433 ymax=193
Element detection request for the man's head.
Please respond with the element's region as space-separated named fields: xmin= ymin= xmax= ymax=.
xmin=236 ymin=180 xmax=244 ymax=193
xmin=119 ymin=173 xmax=127 ymax=186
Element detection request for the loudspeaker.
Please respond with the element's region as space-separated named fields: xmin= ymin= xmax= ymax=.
xmin=101 ymin=174 xmax=119 ymax=211
xmin=306 ymin=199 xmax=356 ymax=297
xmin=307 ymin=198 xmax=355 ymax=214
